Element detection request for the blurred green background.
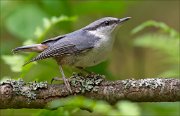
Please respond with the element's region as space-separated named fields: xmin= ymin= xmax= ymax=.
xmin=0 ymin=0 xmax=179 ymax=116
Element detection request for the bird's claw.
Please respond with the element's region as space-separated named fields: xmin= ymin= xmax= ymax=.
xmin=51 ymin=77 xmax=62 ymax=84
xmin=51 ymin=77 xmax=72 ymax=94
xmin=63 ymin=77 xmax=72 ymax=94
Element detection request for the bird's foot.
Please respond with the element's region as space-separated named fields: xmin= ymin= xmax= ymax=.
xmin=62 ymin=76 xmax=72 ymax=94
xmin=51 ymin=77 xmax=62 ymax=83
xmin=51 ymin=77 xmax=72 ymax=94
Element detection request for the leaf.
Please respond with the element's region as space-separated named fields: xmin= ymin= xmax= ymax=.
xmin=132 ymin=21 xmax=179 ymax=38
xmin=5 ymin=5 xmax=47 ymax=40
xmin=23 ymin=39 xmax=36 ymax=46
xmin=47 ymin=96 xmax=124 ymax=115
xmin=134 ymin=34 xmax=179 ymax=62
xmin=48 ymin=99 xmax=64 ymax=109
xmin=40 ymin=0 xmax=71 ymax=16
xmin=132 ymin=21 xmax=179 ymax=78
xmin=2 ymin=55 xmax=25 ymax=72
xmin=20 ymin=15 xmax=77 ymax=77
xmin=116 ymin=101 xmax=141 ymax=116
xmin=93 ymin=101 xmax=112 ymax=114
xmin=34 ymin=15 xmax=77 ymax=42
xmin=47 ymin=96 xmax=94 ymax=110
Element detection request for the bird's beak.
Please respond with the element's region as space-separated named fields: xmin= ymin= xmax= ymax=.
xmin=118 ymin=17 xmax=131 ymax=24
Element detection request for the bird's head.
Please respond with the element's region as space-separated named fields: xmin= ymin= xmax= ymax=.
xmin=84 ymin=17 xmax=131 ymax=36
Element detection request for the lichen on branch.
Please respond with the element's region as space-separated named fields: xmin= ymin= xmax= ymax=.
xmin=0 ymin=74 xmax=179 ymax=109
xmin=1 ymin=79 xmax=48 ymax=100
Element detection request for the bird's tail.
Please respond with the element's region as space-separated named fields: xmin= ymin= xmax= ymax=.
xmin=12 ymin=44 xmax=48 ymax=53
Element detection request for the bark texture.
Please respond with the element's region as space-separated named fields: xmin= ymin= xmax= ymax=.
xmin=0 ymin=74 xmax=180 ymax=109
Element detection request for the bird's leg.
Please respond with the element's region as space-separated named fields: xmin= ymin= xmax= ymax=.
xmin=59 ymin=65 xmax=72 ymax=93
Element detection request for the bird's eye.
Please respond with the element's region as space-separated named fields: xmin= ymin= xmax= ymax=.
xmin=104 ymin=21 xmax=110 ymax=25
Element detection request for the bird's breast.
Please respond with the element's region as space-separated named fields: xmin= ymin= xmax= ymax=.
xmin=73 ymin=35 xmax=114 ymax=67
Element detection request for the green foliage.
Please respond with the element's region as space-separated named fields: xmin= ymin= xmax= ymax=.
xmin=46 ymin=96 xmax=140 ymax=116
xmin=5 ymin=5 xmax=47 ymax=40
xmin=2 ymin=55 xmax=25 ymax=72
xmin=134 ymin=34 xmax=179 ymax=62
xmin=132 ymin=20 xmax=179 ymax=38
xmin=2 ymin=15 xmax=76 ymax=76
xmin=72 ymin=1 xmax=127 ymax=15
xmin=116 ymin=101 xmax=141 ymax=116
xmin=132 ymin=21 xmax=179 ymax=77
xmin=142 ymin=102 xmax=180 ymax=116
xmin=34 ymin=15 xmax=77 ymax=43
xmin=1 ymin=1 xmax=179 ymax=116
xmin=41 ymin=0 xmax=71 ymax=16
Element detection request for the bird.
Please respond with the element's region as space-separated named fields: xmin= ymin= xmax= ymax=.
xmin=12 ymin=17 xmax=131 ymax=93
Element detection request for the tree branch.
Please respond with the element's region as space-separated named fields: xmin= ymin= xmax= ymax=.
xmin=0 ymin=74 xmax=180 ymax=109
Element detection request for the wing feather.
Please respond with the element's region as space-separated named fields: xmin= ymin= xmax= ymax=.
xmin=41 ymin=35 xmax=66 ymax=45
xmin=24 ymin=44 xmax=76 ymax=65
xmin=24 ymin=31 xmax=97 ymax=65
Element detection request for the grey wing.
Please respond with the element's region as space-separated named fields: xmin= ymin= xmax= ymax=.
xmin=41 ymin=35 xmax=66 ymax=46
xmin=24 ymin=44 xmax=77 ymax=65
xmin=66 ymin=30 xmax=100 ymax=51
xmin=40 ymin=30 xmax=99 ymax=57
xmin=24 ymin=31 xmax=99 ymax=65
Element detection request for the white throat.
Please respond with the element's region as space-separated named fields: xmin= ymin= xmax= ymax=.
xmin=88 ymin=30 xmax=108 ymax=39
xmin=88 ymin=29 xmax=115 ymax=49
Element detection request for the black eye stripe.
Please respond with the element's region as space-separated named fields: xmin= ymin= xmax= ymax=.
xmin=105 ymin=21 xmax=110 ymax=25
xmin=85 ymin=20 xmax=117 ymax=30
xmin=102 ymin=20 xmax=117 ymax=26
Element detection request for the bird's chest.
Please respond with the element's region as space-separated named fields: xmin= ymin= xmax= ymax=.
xmin=74 ymin=36 xmax=114 ymax=67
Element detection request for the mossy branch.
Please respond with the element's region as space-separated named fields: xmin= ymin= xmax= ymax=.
xmin=0 ymin=74 xmax=180 ymax=109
